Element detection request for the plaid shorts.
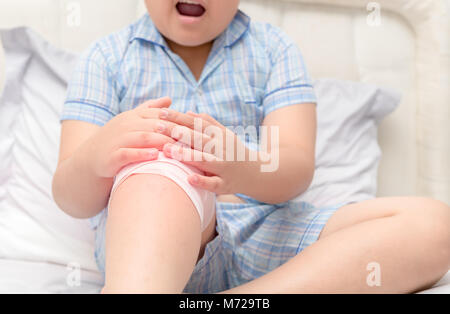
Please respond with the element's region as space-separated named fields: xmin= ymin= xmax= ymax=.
xmin=94 ymin=199 xmax=343 ymax=293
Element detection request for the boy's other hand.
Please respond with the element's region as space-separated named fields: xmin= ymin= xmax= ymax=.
xmin=159 ymin=110 xmax=253 ymax=195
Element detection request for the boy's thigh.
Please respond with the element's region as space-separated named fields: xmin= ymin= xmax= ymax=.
xmin=319 ymin=197 xmax=446 ymax=239
xmin=199 ymin=208 xmax=217 ymax=262
xmin=108 ymin=173 xmax=198 ymax=220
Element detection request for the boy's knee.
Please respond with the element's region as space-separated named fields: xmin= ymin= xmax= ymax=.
xmin=408 ymin=197 xmax=449 ymax=222
xmin=407 ymin=198 xmax=450 ymax=267
xmin=113 ymin=173 xmax=188 ymax=202
xmin=427 ymin=199 xmax=450 ymax=271
xmin=108 ymin=157 xmax=216 ymax=231
xmin=109 ymin=173 xmax=193 ymax=212
xmin=123 ymin=173 xmax=180 ymax=192
xmin=426 ymin=199 xmax=450 ymax=251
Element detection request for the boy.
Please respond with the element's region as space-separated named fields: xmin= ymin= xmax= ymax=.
xmin=53 ymin=0 xmax=450 ymax=293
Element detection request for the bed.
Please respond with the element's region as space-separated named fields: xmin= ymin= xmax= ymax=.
xmin=0 ymin=0 xmax=448 ymax=293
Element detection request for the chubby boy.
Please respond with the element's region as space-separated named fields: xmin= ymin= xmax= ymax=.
xmin=52 ymin=0 xmax=450 ymax=293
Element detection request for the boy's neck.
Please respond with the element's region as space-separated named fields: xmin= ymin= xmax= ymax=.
xmin=166 ymin=38 xmax=213 ymax=82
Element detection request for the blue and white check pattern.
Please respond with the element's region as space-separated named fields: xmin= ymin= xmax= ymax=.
xmin=62 ymin=10 xmax=316 ymax=133
xmin=62 ymin=11 xmax=341 ymax=293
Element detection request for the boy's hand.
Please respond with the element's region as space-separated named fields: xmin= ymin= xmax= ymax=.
xmin=81 ymin=97 xmax=180 ymax=178
xmin=158 ymin=110 xmax=255 ymax=195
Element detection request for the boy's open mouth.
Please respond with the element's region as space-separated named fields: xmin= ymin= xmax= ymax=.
xmin=176 ymin=0 xmax=206 ymax=18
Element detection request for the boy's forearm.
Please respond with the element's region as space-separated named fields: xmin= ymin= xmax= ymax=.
xmin=52 ymin=148 xmax=113 ymax=219
xmin=240 ymin=147 xmax=314 ymax=204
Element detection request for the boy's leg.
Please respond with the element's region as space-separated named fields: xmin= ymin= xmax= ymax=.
xmin=102 ymin=173 xmax=215 ymax=293
xmin=222 ymin=197 xmax=450 ymax=294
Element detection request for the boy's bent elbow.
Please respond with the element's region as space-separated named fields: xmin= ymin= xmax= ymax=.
xmin=51 ymin=167 xmax=75 ymax=217
xmin=279 ymin=156 xmax=315 ymax=203
xmin=52 ymin=168 xmax=85 ymax=219
xmin=262 ymin=174 xmax=314 ymax=205
xmin=253 ymin=154 xmax=315 ymax=205
xmin=51 ymin=162 xmax=110 ymax=219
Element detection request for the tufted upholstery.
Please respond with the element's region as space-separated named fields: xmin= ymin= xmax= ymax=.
xmin=0 ymin=0 xmax=448 ymax=203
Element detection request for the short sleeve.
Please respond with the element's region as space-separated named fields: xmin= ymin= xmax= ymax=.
xmin=263 ymin=42 xmax=316 ymax=117
xmin=61 ymin=43 xmax=120 ymax=126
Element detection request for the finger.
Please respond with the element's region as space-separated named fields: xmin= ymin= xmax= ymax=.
xmin=130 ymin=119 xmax=179 ymax=137
xmin=138 ymin=117 xmax=214 ymax=150
xmin=119 ymin=132 xmax=176 ymax=150
xmin=130 ymin=118 xmax=207 ymax=147
xmin=136 ymin=108 xmax=161 ymax=119
xmin=111 ymin=148 xmax=159 ymax=169
xmin=164 ymin=124 xmax=213 ymax=150
xmin=135 ymin=98 xmax=172 ymax=119
xmin=188 ymin=112 xmax=223 ymax=128
xmin=162 ymin=143 xmax=223 ymax=174
xmin=161 ymin=110 xmax=226 ymax=147
xmin=188 ymin=174 xmax=225 ymax=194
xmin=138 ymin=97 xmax=172 ymax=109
xmin=160 ymin=109 xmax=213 ymax=132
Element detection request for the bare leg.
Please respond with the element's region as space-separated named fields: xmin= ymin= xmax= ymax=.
xmin=222 ymin=197 xmax=450 ymax=294
xmin=102 ymin=174 xmax=216 ymax=294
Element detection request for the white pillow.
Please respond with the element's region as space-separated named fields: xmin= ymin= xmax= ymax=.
xmin=0 ymin=27 xmax=98 ymax=272
xmin=294 ymin=79 xmax=400 ymax=207
xmin=0 ymin=28 xmax=399 ymax=276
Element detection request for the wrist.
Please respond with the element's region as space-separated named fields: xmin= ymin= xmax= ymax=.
xmin=235 ymin=146 xmax=284 ymax=203
xmin=234 ymin=148 xmax=265 ymax=195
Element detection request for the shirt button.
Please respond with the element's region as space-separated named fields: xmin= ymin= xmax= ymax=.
xmin=197 ymin=89 xmax=203 ymax=96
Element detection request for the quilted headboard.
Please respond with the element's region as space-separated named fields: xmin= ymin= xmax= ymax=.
xmin=0 ymin=0 xmax=448 ymax=203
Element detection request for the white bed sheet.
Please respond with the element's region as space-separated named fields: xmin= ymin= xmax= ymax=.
xmin=0 ymin=259 xmax=103 ymax=294
xmin=0 ymin=259 xmax=448 ymax=294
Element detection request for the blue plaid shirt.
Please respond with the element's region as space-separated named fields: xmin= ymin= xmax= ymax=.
xmin=62 ymin=10 xmax=316 ymax=137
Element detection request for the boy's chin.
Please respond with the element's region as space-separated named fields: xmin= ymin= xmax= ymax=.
xmin=167 ymin=31 xmax=216 ymax=47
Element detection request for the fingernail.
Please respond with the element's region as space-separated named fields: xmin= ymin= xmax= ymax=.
xmin=191 ymin=175 xmax=199 ymax=184
xmin=156 ymin=122 xmax=166 ymax=133
xmin=160 ymin=109 xmax=169 ymax=119
xmin=148 ymin=149 xmax=158 ymax=158
xmin=172 ymin=127 xmax=182 ymax=140
xmin=171 ymin=146 xmax=183 ymax=160
xmin=163 ymin=144 xmax=172 ymax=157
